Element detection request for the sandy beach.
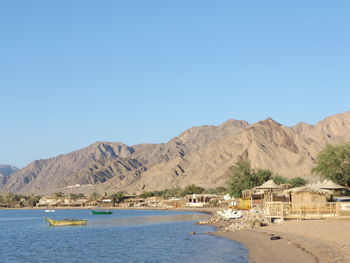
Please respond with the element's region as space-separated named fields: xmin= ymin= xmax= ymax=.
xmin=213 ymin=218 xmax=350 ymax=263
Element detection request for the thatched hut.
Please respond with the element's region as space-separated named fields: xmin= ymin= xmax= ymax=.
xmin=243 ymin=180 xmax=289 ymax=207
xmin=286 ymin=187 xmax=331 ymax=204
xmin=307 ymin=180 xmax=346 ymax=191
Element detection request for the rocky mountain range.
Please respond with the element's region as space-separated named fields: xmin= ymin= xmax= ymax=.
xmin=1 ymin=112 xmax=350 ymax=195
xmin=0 ymin=165 xmax=19 ymax=183
xmin=0 ymin=165 xmax=18 ymax=176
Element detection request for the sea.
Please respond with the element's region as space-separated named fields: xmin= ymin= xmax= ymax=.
xmin=0 ymin=209 xmax=248 ymax=263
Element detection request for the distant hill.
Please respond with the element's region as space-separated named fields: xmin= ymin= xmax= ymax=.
xmin=0 ymin=165 xmax=19 ymax=185
xmin=1 ymin=112 xmax=350 ymax=195
xmin=0 ymin=165 xmax=18 ymax=177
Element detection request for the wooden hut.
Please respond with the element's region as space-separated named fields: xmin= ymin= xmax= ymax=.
xmin=287 ymin=187 xmax=331 ymax=204
xmin=243 ymin=180 xmax=288 ymax=207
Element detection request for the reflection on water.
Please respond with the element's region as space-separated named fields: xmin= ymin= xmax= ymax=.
xmin=0 ymin=209 xmax=248 ymax=263
xmin=90 ymin=213 xmax=211 ymax=227
xmin=0 ymin=217 xmax=39 ymax=221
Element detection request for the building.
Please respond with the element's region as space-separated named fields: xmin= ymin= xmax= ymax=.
xmin=185 ymin=194 xmax=219 ymax=207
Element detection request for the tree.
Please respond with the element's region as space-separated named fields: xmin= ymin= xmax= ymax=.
xmin=140 ymin=191 xmax=155 ymax=199
xmin=312 ymin=144 xmax=350 ymax=187
xmin=76 ymin=193 xmax=86 ymax=199
xmin=112 ymin=192 xmax=125 ymax=206
xmin=227 ymin=160 xmax=272 ymax=198
xmin=54 ymin=192 xmax=65 ymax=198
xmin=204 ymin=186 xmax=227 ymax=195
xmin=25 ymin=194 xmax=41 ymax=207
xmin=3 ymin=193 xmax=22 ymax=207
xmin=288 ymin=177 xmax=307 ymax=188
xmin=69 ymin=193 xmax=79 ymax=201
xmin=161 ymin=188 xmax=182 ymax=199
xmin=181 ymin=184 xmax=205 ymax=196
xmin=272 ymin=175 xmax=288 ymax=185
xmin=90 ymin=192 xmax=100 ymax=202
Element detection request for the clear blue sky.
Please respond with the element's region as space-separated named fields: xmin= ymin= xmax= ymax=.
xmin=1 ymin=1 xmax=349 ymax=168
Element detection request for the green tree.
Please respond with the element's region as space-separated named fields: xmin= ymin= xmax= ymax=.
xmin=272 ymin=175 xmax=307 ymax=188
xmin=312 ymin=144 xmax=350 ymax=187
xmin=288 ymin=177 xmax=307 ymax=188
xmin=161 ymin=188 xmax=182 ymax=198
xmin=112 ymin=192 xmax=125 ymax=206
xmin=54 ymin=192 xmax=65 ymax=198
xmin=90 ymin=192 xmax=100 ymax=202
xmin=227 ymin=160 xmax=272 ymax=198
xmin=204 ymin=186 xmax=227 ymax=195
xmin=25 ymin=194 xmax=42 ymax=207
xmin=76 ymin=193 xmax=86 ymax=199
xmin=69 ymin=193 xmax=79 ymax=201
xmin=181 ymin=184 xmax=205 ymax=196
xmin=4 ymin=193 xmax=17 ymax=207
xmin=140 ymin=191 xmax=155 ymax=198
xmin=272 ymin=175 xmax=288 ymax=185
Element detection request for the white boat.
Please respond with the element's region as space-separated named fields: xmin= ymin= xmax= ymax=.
xmin=217 ymin=209 xmax=243 ymax=219
xmin=44 ymin=209 xmax=56 ymax=213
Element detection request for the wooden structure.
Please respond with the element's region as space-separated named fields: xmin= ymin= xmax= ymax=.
xmin=238 ymin=198 xmax=251 ymax=210
xmin=264 ymin=185 xmax=350 ymax=220
xmin=264 ymin=201 xmax=350 ymax=220
xmin=185 ymin=194 xmax=219 ymax=207
xmin=242 ymin=180 xmax=289 ymax=207
xmin=161 ymin=198 xmax=186 ymax=209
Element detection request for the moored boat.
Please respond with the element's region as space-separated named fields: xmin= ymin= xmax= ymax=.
xmin=216 ymin=209 xmax=243 ymax=219
xmin=91 ymin=210 xmax=113 ymax=215
xmin=45 ymin=217 xmax=87 ymax=226
xmin=44 ymin=209 xmax=55 ymax=213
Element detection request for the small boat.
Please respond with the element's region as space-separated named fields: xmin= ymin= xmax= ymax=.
xmin=217 ymin=209 xmax=243 ymax=219
xmin=45 ymin=217 xmax=87 ymax=226
xmin=44 ymin=209 xmax=55 ymax=213
xmin=91 ymin=210 xmax=113 ymax=215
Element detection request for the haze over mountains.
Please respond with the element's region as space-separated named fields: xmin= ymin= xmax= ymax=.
xmin=0 ymin=165 xmax=18 ymax=177
xmin=0 ymin=165 xmax=18 ymax=184
xmin=1 ymin=112 xmax=350 ymax=195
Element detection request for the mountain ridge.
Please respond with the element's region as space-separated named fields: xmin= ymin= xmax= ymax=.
xmin=1 ymin=112 xmax=350 ymax=194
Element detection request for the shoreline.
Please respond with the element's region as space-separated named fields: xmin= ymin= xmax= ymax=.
xmin=2 ymin=207 xmax=349 ymax=262
xmin=213 ymin=227 xmax=318 ymax=263
xmin=206 ymin=217 xmax=350 ymax=263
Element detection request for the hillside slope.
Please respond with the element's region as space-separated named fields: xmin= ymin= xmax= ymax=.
xmin=2 ymin=112 xmax=350 ymax=194
xmin=1 ymin=120 xmax=247 ymax=193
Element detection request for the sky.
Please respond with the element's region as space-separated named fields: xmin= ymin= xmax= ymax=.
xmin=1 ymin=1 xmax=350 ymax=168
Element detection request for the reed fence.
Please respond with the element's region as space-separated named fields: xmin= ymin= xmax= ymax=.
xmin=264 ymin=202 xmax=350 ymax=220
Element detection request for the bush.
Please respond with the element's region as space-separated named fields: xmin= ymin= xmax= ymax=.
xmin=227 ymin=160 xmax=272 ymax=198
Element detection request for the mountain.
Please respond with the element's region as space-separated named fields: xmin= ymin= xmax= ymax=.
xmin=0 ymin=119 xmax=247 ymax=194
xmin=121 ymin=112 xmax=350 ymax=192
xmin=0 ymin=165 xmax=19 ymax=186
xmin=0 ymin=165 xmax=18 ymax=177
xmin=1 ymin=112 xmax=350 ymax=194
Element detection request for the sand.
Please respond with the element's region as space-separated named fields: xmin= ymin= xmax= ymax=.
xmin=214 ymin=218 xmax=350 ymax=263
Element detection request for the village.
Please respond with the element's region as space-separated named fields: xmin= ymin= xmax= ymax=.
xmin=2 ymin=178 xmax=348 ymax=225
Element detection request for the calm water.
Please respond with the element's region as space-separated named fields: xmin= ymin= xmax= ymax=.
xmin=0 ymin=209 xmax=248 ymax=263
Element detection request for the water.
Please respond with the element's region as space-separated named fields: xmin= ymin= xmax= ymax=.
xmin=0 ymin=209 xmax=248 ymax=263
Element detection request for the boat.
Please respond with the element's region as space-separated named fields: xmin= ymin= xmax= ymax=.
xmin=217 ymin=209 xmax=243 ymax=219
xmin=45 ymin=217 xmax=87 ymax=226
xmin=44 ymin=209 xmax=55 ymax=213
xmin=91 ymin=210 xmax=113 ymax=215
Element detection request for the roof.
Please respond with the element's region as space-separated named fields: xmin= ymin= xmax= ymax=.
xmin=306 ymin=180 xmax=346 ymax=190
xmin=319 ymin=180 xmax=346 ymax=190
xmin=285 ymin=186 xmax=331 ymax=195
xmin=251 ymin=190 xmax=265 ymax=196
xmin=255 ymin=180 xmax=284 ymax=189
xmin=185 ymin=194 xmax=219 ymax=198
